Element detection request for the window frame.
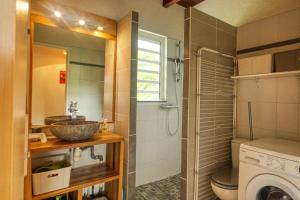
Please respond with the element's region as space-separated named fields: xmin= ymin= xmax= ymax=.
xmin=137 ymin=29 xmax=167 ymax=102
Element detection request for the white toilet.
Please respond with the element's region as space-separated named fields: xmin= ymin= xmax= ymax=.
xmin=211 ymin=138 xmax=248 ymax=200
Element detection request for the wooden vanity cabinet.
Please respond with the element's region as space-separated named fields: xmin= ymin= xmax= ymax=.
xmin=25 ymin=132 xmax=124 ymax=200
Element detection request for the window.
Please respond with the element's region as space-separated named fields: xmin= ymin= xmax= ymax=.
xmin=137 ymin=30 xmax=166 ymax=101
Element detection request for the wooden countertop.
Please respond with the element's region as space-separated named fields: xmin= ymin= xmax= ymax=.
xmin=30 ymin=132 xmax=124 ymax=153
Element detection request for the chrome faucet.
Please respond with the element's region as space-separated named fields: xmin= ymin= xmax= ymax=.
xmin=68 ymin=101 xmax=78 ymax=119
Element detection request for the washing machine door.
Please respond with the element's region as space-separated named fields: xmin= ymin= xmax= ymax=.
xmin=246 ymin=174 xmax=300 ymax=200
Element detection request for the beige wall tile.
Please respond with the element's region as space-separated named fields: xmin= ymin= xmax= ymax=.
xmin=238 ymin=22 xmax=261 ymax=49
xmin=115 ymin=113 xmax=129 ymax=137
xmin=117 ymin=68 xmax=131 ymax=96
xmin=236 ymin=100 xmax=249 ymax=127
xmin=277 ymin=103 xmax=299 ymax=134
xmin=236 ymin=125 xmax=250 ymax=139
xmin=117 ymin=47 xmax=132 ymax=70
xmin=116 ymin=92 xmax=130 ymax=115
xmin=257 ymin=16 xmax=278 ymax=46
xmin=277 ymin=130 xmax=300 ymax=141
xmin=253 ymin=128 xmax=276 ymax=139
xmin=256 ymin=78 xmax=277 ymax=103
xmin=236 ymin=25 xmax=246 ymax=50
xmin=237 ymin=79 xmax=257 ymax=101
xmin=237 ymin=76 xmax=300 ymax=142
xmin=277 ymin=77 xmax=300 ymax=103
xmin=253 ymin=102 xmax=276 ymax=130
xmin=277 ymin=8 xmax=300 ymax=41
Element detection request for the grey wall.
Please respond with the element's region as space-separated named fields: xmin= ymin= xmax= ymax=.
xmin=183 ymin=7 xmax=237 ymax=200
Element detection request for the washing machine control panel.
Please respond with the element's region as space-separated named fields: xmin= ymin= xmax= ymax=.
xmin=240 ymin=148 xmax=300 ymax=178
xmin=266 ymin=157 xmax=285 ymax=171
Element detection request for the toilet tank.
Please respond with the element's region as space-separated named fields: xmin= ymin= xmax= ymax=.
xmin=231 ymin=138 xmax=248 ymax=169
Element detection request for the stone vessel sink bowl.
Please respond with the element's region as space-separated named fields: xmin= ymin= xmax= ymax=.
xmin=45 ymin=115 xmax=86 ymax=125
xmin=49 ymin=121 xmax=100 ymax=141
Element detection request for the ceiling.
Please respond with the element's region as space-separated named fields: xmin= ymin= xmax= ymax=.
xmin=194 ymin=0 xmax=300 ymax=27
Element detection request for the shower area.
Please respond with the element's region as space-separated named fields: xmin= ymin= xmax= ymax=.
xmin=135 ymin=37 xmax=183 ymax=200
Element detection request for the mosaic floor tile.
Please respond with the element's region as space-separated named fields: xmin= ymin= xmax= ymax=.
xmin=136 ymin=174 xmax=181 ymax=200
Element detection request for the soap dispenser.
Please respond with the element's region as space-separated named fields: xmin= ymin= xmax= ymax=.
xmin=101 ymin=119 xmax=109 ymax=133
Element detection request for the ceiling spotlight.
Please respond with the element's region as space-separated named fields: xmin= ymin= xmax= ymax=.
xmin=97 ymin=26 xmax=104 ymax=31
xmin=54 ymin=11 xmax=62 ymax=18
xmin=78 ymin=19 xmax=85 ymax=26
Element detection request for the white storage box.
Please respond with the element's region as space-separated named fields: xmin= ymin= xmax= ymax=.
xmin=32 ymin=155 xmax=71 ymax=195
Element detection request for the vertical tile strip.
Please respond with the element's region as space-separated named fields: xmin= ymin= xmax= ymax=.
xmin=116 ymin=11 xmax=138 ymax=200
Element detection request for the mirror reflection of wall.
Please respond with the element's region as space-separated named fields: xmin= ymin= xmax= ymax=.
xmin=32 ymin=45 xmax=67 ymax=125
xmin=32 ymin=24 xmax=107 ymax=125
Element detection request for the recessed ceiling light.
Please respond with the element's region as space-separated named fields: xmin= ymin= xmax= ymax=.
xmin=78 ymin=19 xmax=85 ymax=26
xmin=54 ymin=11 xmax=62 ymax=18
xmin=16 ymin=1 xmax=29 ymax=12
xmin=97 ymin=26 xmax=104 ymax=31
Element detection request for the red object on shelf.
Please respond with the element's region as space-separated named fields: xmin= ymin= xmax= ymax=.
xmin=60 ymin=71 xmax=66 ymax=84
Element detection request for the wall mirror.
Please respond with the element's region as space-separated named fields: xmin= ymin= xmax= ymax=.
xmin=30 ymin=0 xmax=117 ymax=126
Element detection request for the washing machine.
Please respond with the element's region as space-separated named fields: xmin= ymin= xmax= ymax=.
xmin=238 ymin=138 xmax=300 ymax=200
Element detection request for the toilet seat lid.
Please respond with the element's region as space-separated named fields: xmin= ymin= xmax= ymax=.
xmin=211 ymin=167 xmax=238 ymax=188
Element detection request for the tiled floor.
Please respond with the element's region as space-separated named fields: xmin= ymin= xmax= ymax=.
xmin=136 ymin=174 xmax=181 ymax=200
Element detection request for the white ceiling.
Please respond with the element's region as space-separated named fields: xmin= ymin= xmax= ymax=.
xmin=195 ymin=0 xmax=300 ymax=27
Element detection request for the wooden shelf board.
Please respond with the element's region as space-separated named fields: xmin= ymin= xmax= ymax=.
xmin=32 ymin=164 xmax=119 ymax=200
xmin=30 ymin=132 xmax=124 ymax=153
xmin=232 ymin=70 xmax=300 ymax=80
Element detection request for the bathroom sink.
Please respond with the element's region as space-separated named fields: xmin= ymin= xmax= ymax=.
xmin=49 ymin=121 xmax=100 ymax=141
xmin=45 ymin=115 xmax=86 ymax=125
